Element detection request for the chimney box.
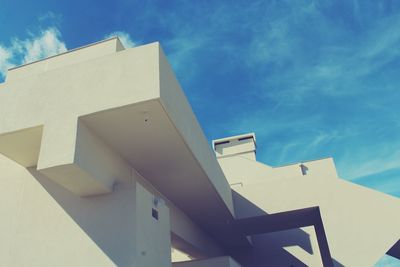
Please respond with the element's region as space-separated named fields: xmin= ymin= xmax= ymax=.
xmin=212 ymin=133 xmax=256 ymax=160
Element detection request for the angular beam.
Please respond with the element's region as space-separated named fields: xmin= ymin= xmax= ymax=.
xmin=215 ymin=207 xmax=334 ymax=267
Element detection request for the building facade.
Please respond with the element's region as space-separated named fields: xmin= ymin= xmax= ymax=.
xmin=0 ymin=37 xmax=399 ymax=266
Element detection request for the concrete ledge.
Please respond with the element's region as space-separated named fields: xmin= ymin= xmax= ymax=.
xmin=6 ymin=37 xmax=125 ymax=82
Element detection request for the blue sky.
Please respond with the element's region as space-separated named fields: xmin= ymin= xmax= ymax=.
xmin=1 ymin=1 xmax=399 ymax=265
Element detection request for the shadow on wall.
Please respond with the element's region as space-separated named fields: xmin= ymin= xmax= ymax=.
xmin=387 ymin=239 xmax=400 ymax=260
xmin=27 ymin=166 xmax=346 ymax=267
xmin=28 ymin=168 xmax=137 ymax=267
xmin=230 ymin=191 xmax=345 ymax=267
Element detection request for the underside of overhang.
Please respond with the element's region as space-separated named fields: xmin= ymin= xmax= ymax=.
xmin=80 ymin=100 xmax=236 ymax=234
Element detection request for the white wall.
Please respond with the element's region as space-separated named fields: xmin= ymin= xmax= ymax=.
xmin=0 ymin=153 xmax=128 ymax=266
xmin=219 ymin=153 xmax=400 ymax=266
xmin=0 ymin=127 xmax=223 ymax=266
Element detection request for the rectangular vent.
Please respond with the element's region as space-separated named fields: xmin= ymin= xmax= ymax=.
xmin=238 ymin=136 xmax=254 ymax=141
xmin=214 ymin=140 xmax=230 ymax=146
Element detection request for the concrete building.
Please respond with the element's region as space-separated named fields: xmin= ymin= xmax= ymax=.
xmin=0 ymin=37 xmax=399 ymax=266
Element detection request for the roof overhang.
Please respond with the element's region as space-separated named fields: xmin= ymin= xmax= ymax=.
xmin=0 ymin=39 xmax=240 ymax=236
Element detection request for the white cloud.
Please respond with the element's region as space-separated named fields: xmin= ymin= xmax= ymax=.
xmin=238 ymin=3 xmax=400 ymax=105
xmin=21 ymin=28 xmax=67 ymax=64
xmin=105 ymin=31 xmax=136 ymax=48
xmin=342 ymin=151 xmax=400 ymax=180
xmin=0 ymin=27 xmax=67 ymax=78
xmin=1 ymin=28 xmax=135 ymax=79
xmin=335 ymin=137 xmax=400 ymax=180
xmin=0 ymin=45 xmax=12 ymax=77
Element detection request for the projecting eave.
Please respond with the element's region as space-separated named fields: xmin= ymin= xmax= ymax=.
xmin=0 ymin=40 xmax=236 ymax=231
xmin=80 ymin=44 xmax=236 ymax=229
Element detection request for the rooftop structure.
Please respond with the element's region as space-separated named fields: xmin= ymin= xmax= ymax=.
xmin=0 ymin=37 xmax=399 ymax=266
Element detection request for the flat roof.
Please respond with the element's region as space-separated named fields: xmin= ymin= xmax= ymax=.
xmin=8 ymin=36 xmax=124 ymax=71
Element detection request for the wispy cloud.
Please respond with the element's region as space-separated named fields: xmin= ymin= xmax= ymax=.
xmin=0 ymin=27 xmax=135 ymax=80
xmin=18 ymin=28 xmax=67 ymax=64
xmin=354 ymin=169 xmax=400 ymax=198
xmin=0 ymin=45 xmax=12 ymax=77
xmin=238 ymin=1 xmax=400 ymax=104
xmin=0 ymin=27 xmax=67 ymax=78
xmin=340 ymin=148 xmax=400 ymax=180
xmin=104 ymin=31 xmax=136 ymax=48
xmin=38 ymin=11 xmax=62 ymax=24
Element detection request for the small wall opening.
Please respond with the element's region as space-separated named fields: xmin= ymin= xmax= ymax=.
xmin=152 ymin=208 xmax=159 ymax=220
xmin=300 ymin=164 xmax=309 ymax=175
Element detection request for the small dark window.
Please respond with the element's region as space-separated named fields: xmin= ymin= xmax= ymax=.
xmin=152 ymin=208 xmax=159 ymax=220
xmin=300 ymin=164 xmax=308 ymax=175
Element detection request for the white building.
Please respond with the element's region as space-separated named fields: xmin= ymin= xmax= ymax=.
xmin=0 ymin=37 xmax=399 ymax=266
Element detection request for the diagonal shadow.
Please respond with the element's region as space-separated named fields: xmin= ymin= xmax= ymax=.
xmin=387 ymin=239 xmax=400 ymax=260
xmin=28 ymin=167 xmax=137 ymax=267
xmin=211 ymin=191 xmax=345 ymax=267
xmin=232 ymin=191 xmax=314 ymax=253
xmin=27 ymin=166 xmax=346 ymax=267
